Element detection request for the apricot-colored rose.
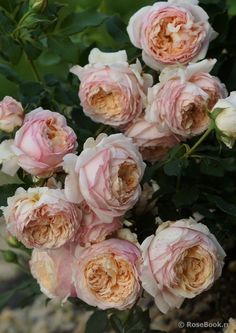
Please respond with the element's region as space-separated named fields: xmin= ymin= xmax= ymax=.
xmin=70 ymin=48 xmax=153 ymax=128
xmin=125 ymin=116 xmax=180 ymax=162
xmin=2 ymin=187 xmax=82 ymax=249
xmin=0 ymin=96 xmax=24 ymax=132
xmin=12 ymin=108 xmax=77 ymax=177
xmin=127 ymin=0 xmax=217 ymax=70
xmin=30 ymin=245 xmax=76 ymax=302
xmin=140 ymin=218 xmax=226 ymax=313
xmin=73 ymin=239 xmax=141 ymax=310
xmin=63 ymin=133 xmax=145 ymax=221
xmin=77 ymin=202 xmax=122 ymax=247
xmin=145 ymin=59 xmax=227 ymax=138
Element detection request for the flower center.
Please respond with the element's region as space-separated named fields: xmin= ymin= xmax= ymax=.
xmin=85 ymin=255 xmax=135 ymax=304
xmin=90 ymin=88 xmax=123 ymax=117
xmin=147 ymin=10 xmax=204 ymax=62
xmin=174 ymin=246 xmax=214 ymax=292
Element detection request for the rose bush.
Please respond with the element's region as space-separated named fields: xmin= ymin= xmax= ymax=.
xmin=0 ymin=0 xmax=235 ymax=331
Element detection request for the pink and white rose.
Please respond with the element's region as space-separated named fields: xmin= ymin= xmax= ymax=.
xmin=0 ymin=140 xmax=19 ymax=176
xmin=30 ymin=245 xmax=76 ymax=302
xmin=77 ymin=202 xmax=122 ymax=247
xmin=2 ymin=187 xmax=82 ymax=249
xmin=125 ymin=116 xmax=180 ymax=162
xmin=0 ymin=96 xmax=24 ymax=132
xmin=73 ymin=239 xmax=142 ymax=310
xmin=12 ymin=108 xmax=77 ymax=177
xmin=140 ymin=218 xmax=226 ymax=314
xmin=145 ymin=59 xmax=227 ymax=138
xmin=127 ymin=0 xmax=217 ymax=70
xmin=70 ymin=48 xmax=153 ymax=128
xmin=63 ymin=133 xmax=145 ymax=221
xmin=214 ymin=92 xmax=236 ymax=148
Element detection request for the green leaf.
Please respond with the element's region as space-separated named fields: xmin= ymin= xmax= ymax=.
xmin=0 ymin=8 xmax=15 ymax=33
xmin=0 ymin=36 xmax=22 ymax=64
xmin=110 ymin=314 xmax=123 ymax=333
xmin=60 ymin=10 xmax=108 ymax=35
xmin=86 ymin=310 xmax=108 ymax=333
xmin=207 ymin=194 xmax=236 ymax=217
xmin=200 ymin=158 xmax=225 ymax=177
xmin=164 ymin=159 xmax=188 ymax=177
xmin=0 ymin=64 xmax=22 ymax=84
xmin=125 ymin=307 xmax=151 ymax=333
xmin=106 ymin=15 xmax=130 ymax=44
xmin=173 ymin=187 xmax=199 ymax=208
xmin=47 ymin=35 xmax=79 ymax=62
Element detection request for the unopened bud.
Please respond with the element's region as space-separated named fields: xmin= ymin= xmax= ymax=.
xmin=2 ymin=250 xmax=18 ymax=263
xmin=29 ymin=0 xmax=47 ymax=12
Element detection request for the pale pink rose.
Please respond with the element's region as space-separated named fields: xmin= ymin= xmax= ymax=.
xmin=30 ymin=245 xmax=76 ymax=302
xmin=125 ymin=116 xmax=180 ymax=162
xmin=0 ymin=140 xmax=19 ymax=176
xmin=12 ymin=108 xmax=77 ymax=177
xmin=77 ymin=202 xmax=122 ymax=247
xmin=1 ymin=187 xmax=82 ymax=249
xmin=0 ymin=96 xmax=24 ymax=132
xmin=140 ymin=218 xmax=226 ymax=314
xmin=127 ymin=0 xmax=217 ymax=70
xmin=145 ymin=59 xmax=227 ymax=138
xmin=73 ymin=239 xmax=142 ymax=310
xmin=70 ymin=48 xmax=153 ymax=128
xmin=63 ymin=133 xmax=145 ymax=221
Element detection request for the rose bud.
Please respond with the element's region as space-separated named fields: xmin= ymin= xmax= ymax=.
xmin=77 ymin=202 xmax=122 ymax=247
xmin=73 ymin=239 xmax=142 ymax=310
xmin=140 ymin=218 xmax=226 ymax=314
xmin=124 ymin=116 xmax=180 ymax=162
xmin=12 ymin=107 xmax=77 ymax=177
xmin=1 ymin=187 xmax=82 ymax=249
xmin=30 ymin=245 xmax=76 ymax=302
xmin=145 ymin=59 xmax=227 ymax=138
xmin=70 ymin=48 xmax=153 ymax=128
xmin=63 ymin=133 xmax=145 ymax=221
xmin=127 ymin=0 xmax=217 ymax=70
xmin=214 ymin=92 xmax=236 ymax=148
xmin=0 ymin=96 xmax=24 ymax=133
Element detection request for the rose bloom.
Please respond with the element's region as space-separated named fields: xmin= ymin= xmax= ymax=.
xmin=77 ymin=202 xmax=122 ymax=247
xmin=2 ymin=187 xmax=82 ymax=249
xmin=145 ymin=59 xmax=227 ymax=138
xmin=0 ymin=139 xmax=19 ymax=176
xmin=63 ymin=133 xmax=145 ymax=221
xmin=12 ymin=107 xmax=77 ymax=177
xmin=214 ymin=92 xmax=236 ymax=148
xmin=125 ymin=116 xmax=180 ymax=162
xmin=70 ymin=48 xmax=153 ymax=128
xmin=0 ymin=96 xmax=24 ymax=132
xmin=73 ymin=239 xmax=141 ymax=310
xmin=30 ymin=245 xmax=76 ymax=302
xmin=140 ymin=218 xmax=226 ymax=314
xmin=127 ymin=0 xmax=217 ymax=70
xmin=224 ymin=318 xmax=236 ymax=333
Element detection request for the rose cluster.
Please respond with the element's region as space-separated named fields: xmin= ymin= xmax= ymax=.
xmin=0 ymin=0 xmax=231 ymax=314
